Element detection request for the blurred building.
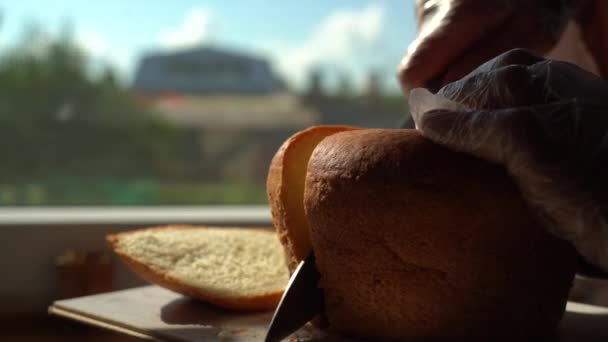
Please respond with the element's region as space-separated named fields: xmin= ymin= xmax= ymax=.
xmin=131 ymin=47 xmax=408 ymax=184
xmin=132 ymin=46 xmax=318 ymax=182
xmin=303 ymin=70 xmax=408 ymax=128
xmin=133 ymin=47 xmax=285 ymax=94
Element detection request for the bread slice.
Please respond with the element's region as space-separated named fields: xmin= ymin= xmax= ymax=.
xmin=267 ymin=125 xmax=359 ymax=270
xmin=303 ymin=129 xmax=577 ymax=338
xmin=107 ymin=226 xmax=289 ymax=312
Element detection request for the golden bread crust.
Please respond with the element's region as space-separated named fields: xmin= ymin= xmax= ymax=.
xmin=304 ymin=129 xmax=577 ymax=338
xmin=267 ymin=125 xmax=359 ymax=271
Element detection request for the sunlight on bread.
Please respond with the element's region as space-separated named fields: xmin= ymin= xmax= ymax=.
xmin=267 ymin=125 xmax=359 ymax=270
xmin=107 ymin=226 xmax=289 ymax=312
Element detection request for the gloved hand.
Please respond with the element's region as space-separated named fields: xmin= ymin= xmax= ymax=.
xmin=410 ymin=49 xmax=608 ymax=271
xmin=399 ymin=0 xmax=578 ymax=94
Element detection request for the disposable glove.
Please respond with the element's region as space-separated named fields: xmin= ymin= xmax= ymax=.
xmin=410 ymin=49 xmax=608 ymax=271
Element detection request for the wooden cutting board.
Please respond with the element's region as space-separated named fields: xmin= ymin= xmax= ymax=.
xmin=49 ymin=285 xmax=608 ymax=341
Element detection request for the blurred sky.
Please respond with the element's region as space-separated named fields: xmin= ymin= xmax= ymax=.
xmin=0 ymin=0 xmax=416 ymax=93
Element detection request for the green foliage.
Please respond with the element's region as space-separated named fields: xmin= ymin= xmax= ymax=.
xmin=0 ymin=24 xmax=185 ymax=182
xmin=157 ymin=181 xmax=268 ymax=205
xmin=0 ymin=178 xmax=268 ymax=206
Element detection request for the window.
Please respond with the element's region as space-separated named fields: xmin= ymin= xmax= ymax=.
xmin=0 ymin=1 xmax=414 ymax=206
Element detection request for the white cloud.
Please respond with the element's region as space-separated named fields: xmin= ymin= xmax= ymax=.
xmin=158 ymin=8 xmax=216 ymax=49
xmin=261 ymin=3 xmax=385 ymax=90
xmin=77 ymin=31 xmax=108 ymax=57
xmin=76 ymin=31 xmax=135 ymax=82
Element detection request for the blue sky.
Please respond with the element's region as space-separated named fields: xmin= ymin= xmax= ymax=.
xmin=0 ymin=0 xmax=416 ymax=93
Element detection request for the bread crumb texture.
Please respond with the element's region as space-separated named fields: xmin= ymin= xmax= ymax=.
xmin=113 ymin=228 xmax=289 ymax=298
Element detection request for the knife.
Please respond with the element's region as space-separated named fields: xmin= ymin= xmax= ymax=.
xmin=265 ymin=252 xmax=324 ymax=342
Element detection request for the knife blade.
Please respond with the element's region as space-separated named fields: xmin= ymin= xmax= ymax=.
xmin=265 ymin=252 xmax=324 ymax=342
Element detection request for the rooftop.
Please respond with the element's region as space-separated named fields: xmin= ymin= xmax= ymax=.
xmin=132 ymin=46 xmax=285 ymax=95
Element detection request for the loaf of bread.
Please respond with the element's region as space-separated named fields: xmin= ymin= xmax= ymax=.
xmin=107 ymin=226 xmax=290 ymax=312
xmin=268 ymin=127 xmax=578 ymax=339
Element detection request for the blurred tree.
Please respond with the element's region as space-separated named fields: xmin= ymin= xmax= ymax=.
xmin=0 ymin=23 xmax=185 ymax=183
xmin=306 ymin=67 xmax=324 ymax=97
xmin=337 ymin=72 xmax=354 ymax=98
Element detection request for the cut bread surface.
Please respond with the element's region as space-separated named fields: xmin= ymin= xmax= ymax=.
xmin=267 ymin=125 xmax=359 ymax=270
xmin=107 ymin=226 xmax=289 ymax=311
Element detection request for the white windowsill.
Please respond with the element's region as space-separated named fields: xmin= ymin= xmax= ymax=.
xmin=0 ymin=206 xmax=272 ymax=225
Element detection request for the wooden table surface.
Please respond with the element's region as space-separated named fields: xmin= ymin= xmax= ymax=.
xmin=49 ymin=285 xmax=608 ymax=341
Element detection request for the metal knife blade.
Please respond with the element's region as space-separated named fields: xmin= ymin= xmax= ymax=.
xmin=265 ymin=252 xmax=324 ymax=342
